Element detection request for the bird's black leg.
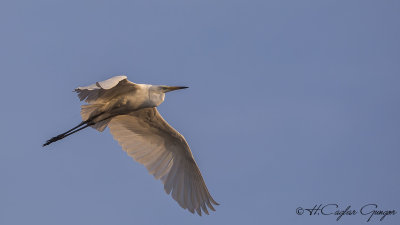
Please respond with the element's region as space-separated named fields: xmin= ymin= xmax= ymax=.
xmin=44 ymin=122 xmax=95 ymax=146
xmin=43 ymin=112 xmax=113 ymax=147
xmin=58 ymin=121 xmax=86 ymax=137
xmin=43 ymin=120 xmax=89 ymax=146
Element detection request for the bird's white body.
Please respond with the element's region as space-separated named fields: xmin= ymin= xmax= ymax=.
xmin=76 ymin=77 xmax=167 ymax=131
xmin=46 ymin=76 xmax=218 ymax=215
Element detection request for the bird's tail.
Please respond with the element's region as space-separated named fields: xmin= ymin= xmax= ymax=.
xmin=81 ymin=104 xmax=103 ymax=121
xmin=80 ymin=104 xmax=111 ymax=132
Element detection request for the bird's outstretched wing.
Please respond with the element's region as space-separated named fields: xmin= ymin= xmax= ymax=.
xmin=75 ymin=75 xmax=137 ymax=103
xmin=108 ymin=108 xmax=219 ymax=215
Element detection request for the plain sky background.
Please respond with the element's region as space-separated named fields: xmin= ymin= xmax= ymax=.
xmin=1 ymin=1 xmax=399 ymax=225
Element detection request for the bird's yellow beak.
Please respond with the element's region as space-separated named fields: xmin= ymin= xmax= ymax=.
xmin=164 ymin=86 xmax=189 ymax=92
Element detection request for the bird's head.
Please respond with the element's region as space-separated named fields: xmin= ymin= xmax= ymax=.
xmin=148 ymin=85 xmax=188 ymax=107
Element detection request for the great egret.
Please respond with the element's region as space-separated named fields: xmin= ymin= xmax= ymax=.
xmin=44 ymin=75 xmax=218 ymax=215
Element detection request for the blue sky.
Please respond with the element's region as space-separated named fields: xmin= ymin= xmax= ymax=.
xmin=1 ymin=1 xmax=399 ymax=224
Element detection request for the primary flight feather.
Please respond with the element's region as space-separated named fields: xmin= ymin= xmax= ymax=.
xmin=44 ymin=76 xmax=218 ymax=215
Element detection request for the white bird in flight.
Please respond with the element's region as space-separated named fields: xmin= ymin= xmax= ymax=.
xmin=44 ymin=75 xmax=218 ymax=215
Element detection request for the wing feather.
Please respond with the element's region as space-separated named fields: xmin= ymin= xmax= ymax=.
xmin=108 ymin=108 xmax=218 ymax=215
xmin=153 ymin=152 xmax=173 ymax=179
xmin=75 ymin=75 xmax=137 ymax=103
